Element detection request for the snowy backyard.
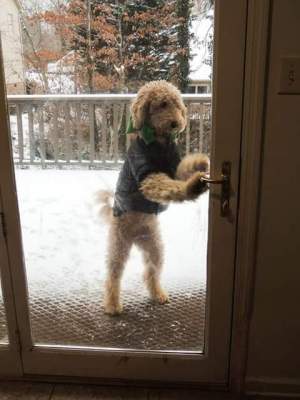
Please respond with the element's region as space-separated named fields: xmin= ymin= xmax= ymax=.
xmin=4 ymin=168 xmax=209 ymax=351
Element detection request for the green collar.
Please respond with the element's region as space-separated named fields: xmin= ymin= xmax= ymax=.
xmin=126 ymin=116 xmax=156 ymax=144
xmin=126 ymin=115 xmax=178 ymax=145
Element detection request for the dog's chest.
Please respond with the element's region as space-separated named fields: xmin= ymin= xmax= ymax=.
xmin=144 ymin=141 xmax=180 ymax=177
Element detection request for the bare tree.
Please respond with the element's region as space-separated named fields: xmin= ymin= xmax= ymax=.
xmin=20 ymin=0 xmax=67 ymax=93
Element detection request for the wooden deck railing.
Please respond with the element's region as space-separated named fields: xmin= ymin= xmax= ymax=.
xmin=7 ymin=94 xmax=212 ymax=169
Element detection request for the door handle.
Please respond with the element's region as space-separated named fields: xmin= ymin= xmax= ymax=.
xmin=200 ymin=161 xmax=231 ymax=217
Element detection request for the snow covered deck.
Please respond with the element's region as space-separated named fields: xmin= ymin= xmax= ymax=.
xmin=2 ymin=168 xmax=208 ymax=352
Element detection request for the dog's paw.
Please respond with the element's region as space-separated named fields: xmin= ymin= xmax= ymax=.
xmin=104 ymin=302 xmax=123 ymax=316
xmin=185 ymin=171 xmax=208 ymax=200
xmin=152 ymin=289 xmax=169 ymax=305
xmin=176 ymin=153 xmax=210 ymax=181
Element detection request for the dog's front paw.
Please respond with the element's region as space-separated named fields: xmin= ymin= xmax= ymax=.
xmin=104 ymin=301 xmax=123 ymax=316
xmin=152 ymin=288 xmax=169 ymax=305
xmin=176 ymin=153 xmax=210 ymax=181
xmin=185 ymin=172 xmax=208 ymax=200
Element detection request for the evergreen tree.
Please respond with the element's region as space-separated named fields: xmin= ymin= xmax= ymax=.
xmin=67 ymin=0 xmax=186 ymax=92
xmin=67 ymin=0 xmax=119 ymax=93
xmin=175 ymin=0 xmax=193 ymax=92
xmin=28 ymin=0 xmax=194 ymax=93
xmin=121 ymin=0 xmax=179 ymax=89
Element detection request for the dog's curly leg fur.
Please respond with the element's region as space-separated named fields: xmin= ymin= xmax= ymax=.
xmin=135 ymin=221 xmax=168 ymax=305
xmin=104 ymin=224 xmax=132 ymax=316
xmin=140 ymin=171 xmax=207 ymax=203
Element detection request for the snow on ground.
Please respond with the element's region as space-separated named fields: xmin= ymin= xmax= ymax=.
xmin=14 ymin=169 xmax=208 ymax=299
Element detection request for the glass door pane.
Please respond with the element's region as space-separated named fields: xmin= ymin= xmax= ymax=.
xmin=4 ymin=0 xmax=214 ymax=353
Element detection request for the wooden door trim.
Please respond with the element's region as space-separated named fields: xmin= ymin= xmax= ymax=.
xmin=229 ymin=0 xmax=272 ymax=394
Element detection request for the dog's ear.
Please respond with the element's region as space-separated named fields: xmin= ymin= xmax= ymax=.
xmin=131 ymin=91 xmax=150 ymax=130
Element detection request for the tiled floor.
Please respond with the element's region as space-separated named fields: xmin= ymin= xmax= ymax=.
xmin=2 ymin=381 xmax=288 ymax=399
xmin=0 ymin=382 xmax=238 ymax=400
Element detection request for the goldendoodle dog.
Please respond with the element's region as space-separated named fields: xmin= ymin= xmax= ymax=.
xmin=99 ymin=80 xmax=209 ymax=315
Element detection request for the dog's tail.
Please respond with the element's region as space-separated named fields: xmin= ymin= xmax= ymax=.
xmin=95 ymin=189 xmax=114 ymax=223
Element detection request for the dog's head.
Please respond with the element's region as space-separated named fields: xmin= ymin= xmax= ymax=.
xmin=131 ymin=80 xmax=187 ymax=142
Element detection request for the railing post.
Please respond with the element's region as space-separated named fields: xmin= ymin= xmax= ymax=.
xmin=113 ymin=103 xmax=119 ymax=164
xmin=199 ymin=103 xmax=204 ymax=153
xmin=52 ymin=103 xmax=59 ymax=163
xmin=75 ymin=103 xmax=82 ymax=163
xmin=125 ymin=103 xmax=131 ymax=150
xmin=16 ymin=104 xmax=24 ymax=165
xmin=28 ymin=105 xmax=35 ymax=163
xmin=38 ymin=105 xmax=46 ymax=168
xmin=89 ymin=103 xmax=95 ymax=166
xmin=101 ymin=106 xmax=107 ymax=164
xmin=185 ymin=103 xmax=191 ymax=155
xmin=64 ymin=103 xmax=71 ymax=163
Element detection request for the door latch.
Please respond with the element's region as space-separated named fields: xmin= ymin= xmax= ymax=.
xmin=200 ymin=161 xmax=231 ymax=217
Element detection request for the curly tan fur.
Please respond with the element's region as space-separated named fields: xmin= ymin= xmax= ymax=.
xmin=103 ymin=209 xmax=167 ymax=315
xmin=176 ymin=153 xmax=210 ymax=181
xmin=140 ymin=171 xmax=208 ymax=203
xmin=96 ymin=189 xmax=114 ymax=223
xmin=131 ymin=80 xmax=187 ymax=137
xmin=99 ymin=81 xmax=209 ymax=315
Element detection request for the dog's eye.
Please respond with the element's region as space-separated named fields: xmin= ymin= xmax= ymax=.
xmin=160 ymin=101 xmax=168 ymax=108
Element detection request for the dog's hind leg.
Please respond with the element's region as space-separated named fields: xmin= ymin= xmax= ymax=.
xmin=104 ymin=225 xmax=132 ymax=316
xmin=135 ymin=222 xmax=169 ymax=305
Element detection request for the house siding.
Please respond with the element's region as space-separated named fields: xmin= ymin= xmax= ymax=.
xmin=0 ymin=0 xmax=25 ymax=93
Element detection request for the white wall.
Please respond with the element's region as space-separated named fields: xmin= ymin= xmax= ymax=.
xmin=0 ymin=0 xmax=24 ymax=93
xmin=246 ymin=0 xmax=300 ymax=387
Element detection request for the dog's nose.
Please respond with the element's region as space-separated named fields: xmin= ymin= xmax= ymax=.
xmin=171 ymin=121 xmax=178 ymax=129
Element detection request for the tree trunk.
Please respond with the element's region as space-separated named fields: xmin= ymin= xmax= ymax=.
xmin=176 ymin=0 xmax=191 ymax=93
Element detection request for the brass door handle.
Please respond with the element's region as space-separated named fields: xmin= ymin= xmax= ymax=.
xmin=200 ymin=161 xmax=231 ymax=217
xmin=200 ymin=176 xmax=226 ymax=184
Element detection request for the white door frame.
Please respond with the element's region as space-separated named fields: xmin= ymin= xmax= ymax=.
xmin=0 ymin=0 xmax=249 ymax=385
xmin=230 ymin=0 xmax=272 ymax=393
xmin=0 ymin=48 xmax=23 ymax=377
xmin=0 ymin=200 xmax=22 ymax=377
